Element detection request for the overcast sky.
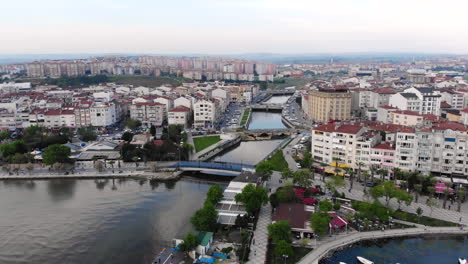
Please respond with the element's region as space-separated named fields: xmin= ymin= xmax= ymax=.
xmin=1 ymin=0 xmax=468 ymax=54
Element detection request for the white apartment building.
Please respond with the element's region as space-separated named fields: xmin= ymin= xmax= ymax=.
xmin=174 ymin=96 xmax=194 ymax=110
xmin=440 ymin=90 xmax=464 ymax=109
xmin=389 ymin=93 xmax=421 ymax=113
xmin=311 ymin=123 xmax=381 ymax=170
xmin=404 ymin=87 xmax=442 ymax=115
xmin=194 ymin=99 xmax=220 ymax=128
xmin=168 ymin=106 xmax=191 ymax=128
xmin=0 ymin=82 xmax=32 ymax=93
xmin=376 ymin=105 xmax=398 ymax=123
xmin=90 ymin=102 xmax=116 ymax=127
xmin=390 ymin=110 xmax=424 ymax=127
xmin=130 ymin=102 xmax=166 ymax=127
xmin=154 ymin=96 xmax=174 ymax=112
xmin=0 ymin=108 xmax=17 ymax=128
xmin=211 ymin=88 xmax=230 ymax=104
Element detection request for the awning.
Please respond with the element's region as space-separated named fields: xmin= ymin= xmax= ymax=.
xmin=330 ymin=216 xmax=348 ymax=229
xmin=434 ymin=182 xmax=454 ymax=194
xmin=330 ymin=162 xmax=350 ymax=168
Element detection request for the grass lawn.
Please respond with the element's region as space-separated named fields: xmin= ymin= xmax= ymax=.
xmin=267 ymin=151 xmax=289 ymax=171
xmin=193 ymin=135 xmax=222 ymax=153
xmin=392 ymin=210 xmax=458 ymax=227
xmin=240 ymin=108 xmax=251 ymax=126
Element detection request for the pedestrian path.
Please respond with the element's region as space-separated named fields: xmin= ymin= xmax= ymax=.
xmin=298 ymin=226 xmax=468 ymax=264
xmin=246 ymin=203 xmax=272 ymax=264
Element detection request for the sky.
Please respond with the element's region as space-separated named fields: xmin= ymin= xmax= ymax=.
xmin=1 ymin=0 xmax=468 ymax=55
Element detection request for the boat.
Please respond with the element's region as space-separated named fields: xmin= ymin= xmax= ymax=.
xmin=357 ymin=256 xmax=374 ymax=264
xmin=459 ymin=258 xmax=467 ymax=264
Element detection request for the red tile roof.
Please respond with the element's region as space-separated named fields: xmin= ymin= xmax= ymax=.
xmin=432 ymin=121 xmax=468 ymax=132
xmin=379 ymin=105 xmax=398 ymax=110
xmin=272 ymin=203 xmax=312 ymax=230
xmin=392 ymin=110 xmax=421 ymax=116
xmin=372 ymin=87 xmax=397 ymax=94
xmin=372 ymin=142 xmax=395 ymax=150
xmin=314 ymin=123 xmax=363 ymax=134
xmin=440 ymin=101 xmax=452 ymax=108
xmin=169 ymin=106 xmax=190 ymax=112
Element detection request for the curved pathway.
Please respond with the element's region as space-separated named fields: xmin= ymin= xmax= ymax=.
xmin=298 ymin=226 xmax=468 ymax=264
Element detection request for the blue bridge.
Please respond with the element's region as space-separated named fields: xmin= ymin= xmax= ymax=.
xmin=170 ymin=161 xmax=256 ymax=177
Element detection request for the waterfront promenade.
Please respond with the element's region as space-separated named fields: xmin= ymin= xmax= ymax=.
xmin=297 ymin=226 xmax=468 ymax=264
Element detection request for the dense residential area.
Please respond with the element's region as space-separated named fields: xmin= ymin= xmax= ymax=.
xmin=1 ymin=55 xmax=468 ymax=264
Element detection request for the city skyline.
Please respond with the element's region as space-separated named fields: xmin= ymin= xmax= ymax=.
xmin=2 ymin=0 xmax=468 ymax=54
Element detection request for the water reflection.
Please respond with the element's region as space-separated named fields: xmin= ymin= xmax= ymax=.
xmin=248 ymin=111 xmax=287 ymax=130
xmin=213 ymin=139 xmax=284 ymax=165
xmin=0 ymin=178 xmax=217 ymax=264
xmin=47 ymin=179 xmax=77 ymax=201
xmin=265 ymin=95 xmax=290 ymax=104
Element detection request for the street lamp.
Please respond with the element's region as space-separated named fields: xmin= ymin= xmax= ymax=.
xmin=282 ymin=254 xmax=289 ymax=264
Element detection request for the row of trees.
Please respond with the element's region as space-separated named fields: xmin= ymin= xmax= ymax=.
xmin=190 ymin=185 xmax=224 ymax=232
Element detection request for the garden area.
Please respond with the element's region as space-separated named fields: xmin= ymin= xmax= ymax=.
xmin=239 ymin=108 xmax=251 ymax=127
xmin=193 ymin=135 xmax=222 ymax=153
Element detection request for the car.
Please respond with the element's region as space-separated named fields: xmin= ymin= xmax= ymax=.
xmin=296 ymin=163 xmax=302 ymax=168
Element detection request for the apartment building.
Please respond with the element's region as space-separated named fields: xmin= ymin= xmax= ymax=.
xmin=404 ymin=87 xmax=442 ymax=115
xmin=168 ymin=106 xmax=191 ymax=128
xmin=376 ymin=105 xmax=398 ymax=123
xmin=303 ymin=88 xmax=352 ymax=122
xmin=90 ymin=102 xmax=117 ymax=127
xmin=311 ymin=123 xmax=381 ymax=170
xmin=130 ymin=102 xmax=166 ymax=127
xmin=389 ymin=92 xmax=421 ymax=112
xmin=193 ymin=99 xmax=220 ymax=128
xmin=441 ymin=90 xmax=464 ymax=109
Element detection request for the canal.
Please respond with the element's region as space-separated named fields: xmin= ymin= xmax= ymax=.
xmin=0 ymin=178 xmax=221 ymax=264
xmin=321 ymin=236 xmax=468 ymax=264
xmin=248 ymin=95 xmax=290 ymax=130
xmin=213 ymin=139 xmax=284 ymax=165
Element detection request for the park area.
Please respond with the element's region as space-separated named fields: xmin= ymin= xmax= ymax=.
xmin=193 ymin=135 xmax=222 ymax=153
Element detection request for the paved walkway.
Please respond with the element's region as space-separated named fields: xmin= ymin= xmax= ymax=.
xmin=282 ymin=135 xmax=302 ymax=172
xmin=298 ymin=226 xmax=468 ymax=264
xmin=246 ymin=203 xmax=272 ymax=264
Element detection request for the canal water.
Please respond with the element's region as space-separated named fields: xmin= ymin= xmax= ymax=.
xmin=0 ymin=178 xmax=220 ymax=264
xmin=248 ymin=95 xmax=289 ymax=130
xmin=264 ymin=95 xmax=290 ymax=104
xmin=322 ymin=236 xmax=468 ymax=264
xmin=213 ymin=139 xmax=284 ymax=165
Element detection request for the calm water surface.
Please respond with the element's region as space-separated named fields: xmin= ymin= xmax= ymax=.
xmin=213 ymin=139 xmax=284 ymax=165
xmin=0 ymin=178 xmax=219 ymax=264
xmin=248 ymin=112 xmax=287 ymax=130
xmin=322 ymin=236 xmax=468 ymax=264
xmin=265 ymin=95 xmax=290 ymax=104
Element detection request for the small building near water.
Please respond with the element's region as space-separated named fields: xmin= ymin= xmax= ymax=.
xmin=196 ymin=232 xmax=213 ymax=255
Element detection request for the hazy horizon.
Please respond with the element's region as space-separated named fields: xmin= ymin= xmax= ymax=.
xmin=2 ymin=0 xmax=468 ymax=55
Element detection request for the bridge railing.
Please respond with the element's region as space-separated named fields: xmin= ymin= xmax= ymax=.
xmin=172 ymin=161 xmax=255 ymax=172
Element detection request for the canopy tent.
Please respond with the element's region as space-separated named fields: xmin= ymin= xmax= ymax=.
xmin=435 ymin=182 xmax=454 ymax=194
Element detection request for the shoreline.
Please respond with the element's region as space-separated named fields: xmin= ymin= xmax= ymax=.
xmin=298 ymin=227 xmax=468 ymax=264
xmin=318 ymin=232 xmax=468 ymax=263
xmin=0 ymin=170 xmax=183 ymax=181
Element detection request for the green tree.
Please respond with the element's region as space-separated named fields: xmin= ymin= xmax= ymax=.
xmin=267 ymin=220 xmax=291 ymax=243
xmin=42 ymin=144 xmax=71 ymax=165
xmin=78 ymin=127 xmax=97 ymax=142
xmin=416 ymin=207 xmax=423 ymax=223
xmin=270 ymin=193 xmax=279 ymax=208
xmin=369 ymin=181 xmax=399 ymax=206
xmin=124 ymin=118 xmax=141 ymax=130
xmin=121 ymin=132 xmax=134 ymax=142
xmin=276 ymin=185 xmax=295 ymax=203
xmin=274 ymin=240 xmax=294 ymax=258
xmin=326 ymin=175 xmax=345 ymax=193
xmin=256 ymin=161 xmax=273 ymax=181
xmin=301 ymin=152 xmax=312 ymax=169
xmin=394 ymin=189 xmax=413 ymax=210
xmin=310 ymin=212 xmax=330 ymax=236
xmin=293 ymin=169 xmax=311 ymax=188
xmin=235 ymin=184 xmax=269 ymax=214
xmin=426 ymin=198 xmax=439 ymax=216
xmin=206 ymin=184 xmax=224 ymax=205
xmin=190 ymin=201 xmax=218 ymax=232
xmin=178 ymin=232 xmax=198 ymax=252
xmin=318 ymin=200 xmax=333 ymax=212
xmin=281 ymin=167 xmax=294 ymax=180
